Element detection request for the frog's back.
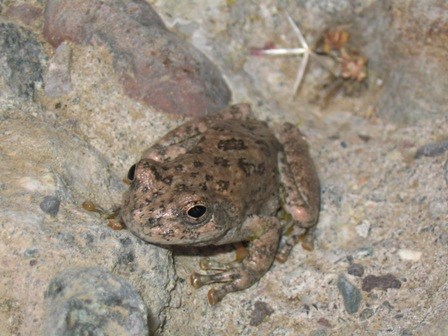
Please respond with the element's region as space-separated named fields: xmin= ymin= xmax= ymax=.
xmin=185 ymin=118 xmax=281 ymax=216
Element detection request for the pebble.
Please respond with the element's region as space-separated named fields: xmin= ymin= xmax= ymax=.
xmin=337 ymin=275 xmax=361 ymax=314
xmin=39 ymin=195 xmax=60 ymax=216
xmin=414 ymin=139 xmax=448 ymax=158
xmin=44 ymin=42 xmax=73 ymax=97
xmin=359 ymin=308 xmax=374 ymax=320
xmin=347 ymin=263 xmax=365 ymax=277
xmin=43 ymin=268 xmax=148 ymax=335
xmin=362 ymin=274 xmax=402 ymax=292
xmin=43 ymin=0 xmax=230 ymax=116
xmin=249 ymin=300 xmax=274 ymax=327
xmin=355 ymin=220 xmax=371 ymax=238
xmin=24 ymin=247 xmax=40 ymax=258
xmin=397 ymin=249 xmax=422 ymax=261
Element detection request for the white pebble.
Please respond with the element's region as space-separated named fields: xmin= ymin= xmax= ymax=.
xmin=356 ymin=220 xmax=371 ymax=238
xmin=398 ymin=249 xmax=422 ymax=261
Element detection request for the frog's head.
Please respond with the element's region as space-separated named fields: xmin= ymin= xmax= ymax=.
xmin=120 ymin=159 xmax=234 ymax=246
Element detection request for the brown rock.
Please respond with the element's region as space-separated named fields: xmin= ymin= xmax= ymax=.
xmin=43 ymin=0 xmax=230 ymax=117
xmin=362 ymin=274 xmax=402 ymax=292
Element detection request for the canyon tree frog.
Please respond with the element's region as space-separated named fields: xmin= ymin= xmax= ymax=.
xmin=120 ymin=103 xmax=320 ymax=304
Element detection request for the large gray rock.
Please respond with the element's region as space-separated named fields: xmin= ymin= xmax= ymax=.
xmin=43 ymin=268 xmax=149 ymax=336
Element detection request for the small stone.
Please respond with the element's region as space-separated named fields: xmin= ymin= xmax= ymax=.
xmin=337 ymin=275 xmax=361 ymax=314
xmin=359 ymin=308 xmax=374 ymax=320
xmin=353 ymin=247 xmax=374 ymax=258
xmin=414 ymin=139 xmax=448 ymax=158
xmin=381 ymin=301 xmax=394 ymax=312
xmin=355 ymin=220 xmax=371 ymax=238
xmin=397 ymin=249 xmax=422 ymax=261
xmin=39 ymin=195 xmax=60 ymax=216
xmin=24 ymin=248 xmax=39 ymax=258
xmin=43 ymin=268 xmax=148 ymax=335
xmin=347 ymin=263 xmax=364 ymax=277
xmin=249 ymin=300 xmax=274 ymax=327
xmin=44 ymin=42 xmax=72 ymax=97
xmin=362 ymin=274 xmax=402 ymax=292
xmin=317 ymin=317 xmax=332 ymax=328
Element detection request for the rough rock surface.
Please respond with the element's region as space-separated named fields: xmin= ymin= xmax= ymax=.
xmin=0 ymin=1 xmax=447 ymax=336
xmin=0 ymin=21 xmax=45 ymax=100
xmin=43 ymin=268 xmax=149 ymax=335
xmin=0 ymin=117 xmax=174 ymax=335
xmin=44 ymin=0 xmax=231 ymax=117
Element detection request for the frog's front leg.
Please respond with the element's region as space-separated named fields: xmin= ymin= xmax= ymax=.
xmin=277 ymin=123 xmax=320 ymax=261
xmin=190 ymin=216 xmax=281 ymax=304
xmin=142 ymin=103 xmax=254 ymax=162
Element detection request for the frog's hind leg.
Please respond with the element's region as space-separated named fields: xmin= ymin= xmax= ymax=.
xmin=276 ymin=122 xmax=320 ymax=261
xmin=190 ymin=216 xmax=281 ymax=304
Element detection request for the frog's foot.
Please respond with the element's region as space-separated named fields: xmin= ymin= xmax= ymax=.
xmin=190 ymin=217 xmax=281 ymax=304
xmin=276 ymin=226 xmax=316 ymax=262
xmin=191 ymin=268 xmax=248 ymax=305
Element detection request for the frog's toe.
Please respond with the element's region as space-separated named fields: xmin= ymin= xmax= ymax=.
xmin=207 ymin=284 xmax=237 ymax=305
xmin=192 ymin=268 xmax=256 ymax=304
xmin=190 ymin=268 xmax=239 ymax=288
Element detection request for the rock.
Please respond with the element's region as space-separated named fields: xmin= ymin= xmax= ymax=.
xmin=0 ymin=22 xmax=45 ymax=100
xmin=337 ymin=275 xmax=361 ymax=314
xmin=249 ymin=300 xmax=274 ymax=327
xmin=43 ymin=0 xmax=230 ymax=117
xmin=44 ymin=42 xmax=73 ymax=97
xmin=0 ymin=118 xmax=174 ymax=335
xmin=397 ymin=249 xmax=422 ymax=262
xmin=362 ymin=274 xmax=402 ymax=292
xmin=355 ymin=220 xmax=371 ymax=238
xmin=43 ymin=268 xmax=148 ymax=336
xmin=347 ymin=263 xmax=365 ymax=277
xmin=359 ymin=308 xmax=374 ymax=320
xmin=414 ymin=139 xmax=448 ymax=158
xmin=39 ymin=195 xmax=60 ymax=216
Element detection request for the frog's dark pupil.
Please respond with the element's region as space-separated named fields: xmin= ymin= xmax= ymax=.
xmin=187 ymin=205 xmax=206 ymax=218
xmin=127 ymin=164 xmax=136 ymax=181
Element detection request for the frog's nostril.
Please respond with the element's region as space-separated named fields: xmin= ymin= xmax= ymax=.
xmin=187 ymin=205 xmax=207 ymax=218
xmin=127 ymin=164 xmax=136 ymax=181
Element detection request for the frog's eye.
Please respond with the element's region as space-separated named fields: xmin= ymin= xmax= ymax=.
xmin=184 ymin=203 xmax=210 ymax=225
xmin=187 ymin=205 xmax=207 ymax=218
xmin=127 ymin=164 xmax=136 ymax=181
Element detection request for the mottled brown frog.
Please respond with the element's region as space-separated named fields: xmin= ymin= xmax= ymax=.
xmin=120 ymin=103 xmax=320 ymax=304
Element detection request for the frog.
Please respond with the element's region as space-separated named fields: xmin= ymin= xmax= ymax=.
xmin=120 ymin=103 xmax=320 ymax=304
